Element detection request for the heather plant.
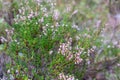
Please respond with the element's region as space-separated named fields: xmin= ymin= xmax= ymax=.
xmin=3 ymin=0 xmax=120 ymax=80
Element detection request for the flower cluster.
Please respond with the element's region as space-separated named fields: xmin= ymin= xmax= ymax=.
xmin=5 ymin=28 xmax=14 ymax=42
xmin=58 ymin=38 xmax=83 ymax=64
xmin=53 ymin=9 xmax=60 ymax=21
xmin=74 ymin=49 xmax=83 ymax=64
xmin=58 ymin=72 xmax=78 ymax=80
xmin=14 ymin=0 xmax=57 ymax=24
xmin=58 ymin=38 xmax=73 ymax=60
xmin=0 ymin=36 xmax=7 ymax=43
xmin=0 ymin=28 xmax=14 ymax=44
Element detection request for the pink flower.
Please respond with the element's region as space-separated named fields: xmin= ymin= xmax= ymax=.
xmin=53 ymin=9 xmax=60 ymax=20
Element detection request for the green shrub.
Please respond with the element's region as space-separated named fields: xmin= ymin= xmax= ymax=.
xmin=5 ymin=0 xmax=120 ymax=80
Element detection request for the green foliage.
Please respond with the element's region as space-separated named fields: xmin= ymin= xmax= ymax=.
xmin=7 ymin=10 xmax=79 ymax=79
xmin=4 ymin=0 xmax=120 ymax=80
